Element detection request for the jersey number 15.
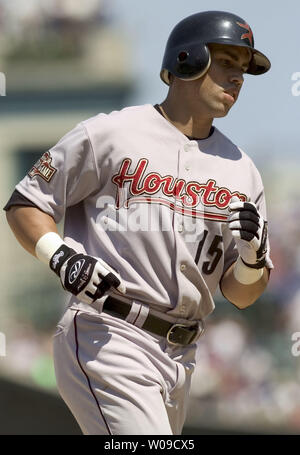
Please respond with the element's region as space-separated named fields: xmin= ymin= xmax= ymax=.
xmin=194 ymin=230 xmax=223 ymax=275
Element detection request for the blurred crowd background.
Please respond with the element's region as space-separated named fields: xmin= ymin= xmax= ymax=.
xmin=1 ymin=0 xmax=300 ymax=435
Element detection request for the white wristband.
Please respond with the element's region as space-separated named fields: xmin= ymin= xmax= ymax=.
xmin=35 ymin=232 xmax=65 ymax=266
xmin=233 ymin=256 xmax=264 ymax=285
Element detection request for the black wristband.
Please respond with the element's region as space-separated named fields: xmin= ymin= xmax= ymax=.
xmin=241 ymin=257 xmax=266 ymax=270
xmin=49 ymin=245 xmax=76 ymax=275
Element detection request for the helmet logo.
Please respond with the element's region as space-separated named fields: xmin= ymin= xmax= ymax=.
xmin=236 ymin=22 xmax=254 ymax=46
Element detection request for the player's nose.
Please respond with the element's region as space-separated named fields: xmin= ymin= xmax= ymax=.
xmin=229 ymin=70 xmax=244 ymax=87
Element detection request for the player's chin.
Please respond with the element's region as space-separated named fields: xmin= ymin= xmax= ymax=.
xmin=213 ymin=104 xmax=232 ymax=118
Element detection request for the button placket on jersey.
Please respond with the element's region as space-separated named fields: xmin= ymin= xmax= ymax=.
xmin=182 ymin=142 xmax=195 ymax=175
xmin=173 ymin=143 xmax=188 ymax=235
xmin=177 ymin=142 xmax=197 ymax=236
xmin=176 ymin=142 xmax=199 ymax=316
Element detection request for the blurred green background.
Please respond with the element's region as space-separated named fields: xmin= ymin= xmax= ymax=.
xmin=1 ymin=0 xmax=300 ymax=435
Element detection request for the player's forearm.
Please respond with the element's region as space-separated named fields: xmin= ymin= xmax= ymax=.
xmin=6 ymin=205 xmax=125 ymax=303
xmin=220 ymin=261 xmax=269 ymax=309
xmin=6 ymin=206 xmax=58 ymax=257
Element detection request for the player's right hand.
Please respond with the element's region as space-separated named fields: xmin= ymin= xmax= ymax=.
xmin=49 ymin=246 xmax=126 ymax=304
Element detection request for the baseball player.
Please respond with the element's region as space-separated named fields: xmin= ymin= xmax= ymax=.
xmin=4 ymin=11 xmax=273 ymax=435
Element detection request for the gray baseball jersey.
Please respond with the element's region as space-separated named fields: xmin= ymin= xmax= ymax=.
xmin=14 ymin=104 xmax=273 ymax=316
xmin=9 ymin=104 xmax=273 ymax=434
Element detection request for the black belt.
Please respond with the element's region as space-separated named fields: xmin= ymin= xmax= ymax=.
xmin=102 ymin=296 xmax=204 ymax=346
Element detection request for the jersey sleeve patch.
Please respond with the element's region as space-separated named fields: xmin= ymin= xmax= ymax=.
xmin=28 ymin=151 xmax=57 ymax=183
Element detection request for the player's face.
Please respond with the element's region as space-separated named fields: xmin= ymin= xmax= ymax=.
xmin=180 ymin=44 xmax=252 ymax=119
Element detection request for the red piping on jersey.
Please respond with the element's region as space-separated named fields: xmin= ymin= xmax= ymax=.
xmin=124 ymin=196 xmax=229 ymax=222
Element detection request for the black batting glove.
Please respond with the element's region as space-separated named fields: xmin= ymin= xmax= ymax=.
xmin=228 ymin=196 xmax=269 ymax=269
xmin=49 ymin=245 xmax=126 ymax=304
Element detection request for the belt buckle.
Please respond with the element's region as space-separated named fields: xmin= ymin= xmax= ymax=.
xmin=167 ymin=321 xmax=204 ymax=346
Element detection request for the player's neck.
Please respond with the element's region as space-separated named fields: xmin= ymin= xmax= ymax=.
xmin=159 ymin=100 xmax=213 ymax=140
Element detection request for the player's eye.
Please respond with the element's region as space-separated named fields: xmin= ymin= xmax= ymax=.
xmin=219 ymin=57 xmax=248 ymax=74
xmin=219 ymin=58 xmax=232 ymax=67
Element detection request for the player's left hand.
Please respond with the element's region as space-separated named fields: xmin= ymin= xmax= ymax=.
xmin=228 ymin=196 xmax=269 ymax=269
